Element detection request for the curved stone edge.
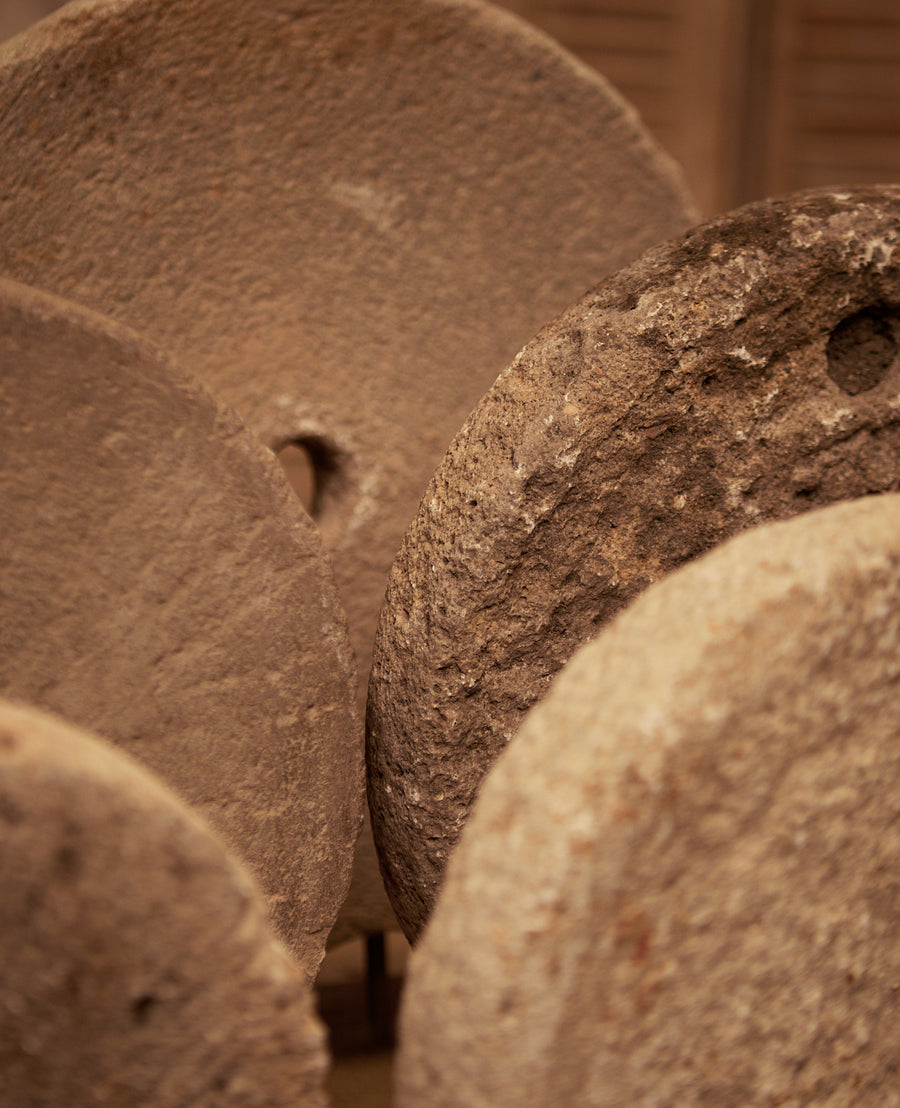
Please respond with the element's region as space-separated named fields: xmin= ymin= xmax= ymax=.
xmin=396 ymin=493 xmax=900 ymax=1105
xmin=0 ymin=271 xmax=349 ymax=590
xmin=428 ymin=0 xmax=699 ymax=223
xmin=0 ymin=275 xmax=364 ymax=974
xmin=0 ymin=0 xmax=696 ymax=223
xmin=0 ymin=696 xmax=329 ymax=1107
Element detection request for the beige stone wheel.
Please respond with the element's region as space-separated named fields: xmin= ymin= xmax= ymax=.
xmin=0 ymin=0 xmax=696 ymax=938
xmin=398 ymin=495 xmax=900 ymax=1106
xmin=0 ymin=278 xmax=361 ymax=977
xmin=369 ymin=186 xmax=900 ymax=939
xmin=0 ymin=698 xmax=329 ymax=1108
xmin=0 ymin=0 xmax=696 ymax=699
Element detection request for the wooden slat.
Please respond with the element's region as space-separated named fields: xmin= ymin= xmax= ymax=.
xmin=795 ymin=23 xmax=900 ymax=61
xmin=792 ymin=168 xmax=900 ymax=184
xmin=793 ymin=131 xmax=900 ymax=166
xmin=505 ymin=0 xmax=675 ymax=18
xmin=573 ymin=51 xmax=673 ymax=83
xmin=796 ymin=1 xmax=900 ymax=24
xmin=502 ymin=10 xmax=673 ymax=52
xmin=793 ymin=100 xmax=900 ymax=134
xmin=500 ymin=0 xmax=900 ymax=212
xmin=793 ymin=57 xmax=900 ymax=98
xmin=787 ymin=163 xmax=900 ymax=188
xmin=666 ymin=0 xmax=756 ymax=213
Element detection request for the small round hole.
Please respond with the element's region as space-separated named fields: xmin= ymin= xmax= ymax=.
xmin=274 ymin=436 xmax=343 ymax=519
xmin=826 ymin=307 xmax=898 ymax=395
xmin=275 ymin=442 xmax=316 ymax=514
xmin=131 ymin=993 xmax=157 ymax=1024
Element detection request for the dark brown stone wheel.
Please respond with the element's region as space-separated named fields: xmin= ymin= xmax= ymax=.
xmin=369 ymin=185 xmax=900 ymax=939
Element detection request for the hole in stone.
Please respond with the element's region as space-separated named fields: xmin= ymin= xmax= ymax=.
xmin=131 ymin=994 xmax=157 ymax=1024
xmin=275 ymin=442 xmax=315 ymax=513
xmin=274 ymin=437 xmax=342 ymax=518
xmin=793 ymin=486 xmax=818 ymax=502
xmin=826 ymin=306 xmax=898 ymax=394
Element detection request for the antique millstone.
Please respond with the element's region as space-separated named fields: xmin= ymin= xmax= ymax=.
xmin=0 ymin=0 xmax=696 ymax=940
xmin=0 ymin=0 xmax=696 ymax=700
xmin=0 ymin=698 xmax=329 ymax=1107
xmin=0 ymin=278 xmax=361 ymax=977
xmin=397 ymin=495 xmax=900 ymax=1106
xmin=369 ymin=185 xmax=900 ymax=938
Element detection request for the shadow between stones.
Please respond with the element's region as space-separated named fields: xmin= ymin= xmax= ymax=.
xmin=275 ymin=435 xmax=346 ymax=520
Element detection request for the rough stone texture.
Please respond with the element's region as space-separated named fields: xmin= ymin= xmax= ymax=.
xmin=397 ymin=495 xmax=900 ymax=1106
xmin=0 ymin=0 xmax=696 ymax=937
xmin=369 ymin=186 xmax=900 ymax=939
xmin=0 ymin=277 xmax=361 ymax=978
xmin=0 ymin=698 xmax=329 ymax=1107
xmin=0 ymin=0 xmax=694 ymax=699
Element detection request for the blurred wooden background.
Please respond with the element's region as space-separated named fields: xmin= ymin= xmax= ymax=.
xmin=2 ymin=0 xmax=899 ymax=216
xmin=500 ymin=0 xmax=900 ymax=214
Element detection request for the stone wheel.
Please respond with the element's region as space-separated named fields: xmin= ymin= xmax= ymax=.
xmin=369 ymin=186 xmax=900 ymax=938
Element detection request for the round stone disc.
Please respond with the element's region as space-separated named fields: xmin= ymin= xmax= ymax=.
xmin=369 ymin=185 xmax=900 ymax=938
xmin=0 ymin=0 xmax=696 ymax=706
xmin=0 ymin=277 xmax=361 ymax=977
xmin=397 ymin=494 xmax=900 ymax=1106
xmin=0 ymin=0 xmax=696 ymax=941
xmin=0 ymin=698 xmax=328 ymax=1107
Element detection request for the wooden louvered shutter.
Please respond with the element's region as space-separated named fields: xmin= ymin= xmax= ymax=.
xmin=764 ymin=2 xmax=900 ymax=196
xmin=497 ymin=0 xmax=900 ymax=216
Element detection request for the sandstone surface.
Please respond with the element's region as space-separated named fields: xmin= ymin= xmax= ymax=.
xmin=0 ymin=277 xmax=361 ymax=976
xmin=0 ymin=698 xmax=328 ymax=1107
xmin=398 ymin=495 xmax=900 ymax=1106
xmin=0 ymin=0 xmax=696 ymax=940
xmin=369 ymin=186 xmax=900 ymax=937
xmin=0 ymin=0 xmax=695 ymax=695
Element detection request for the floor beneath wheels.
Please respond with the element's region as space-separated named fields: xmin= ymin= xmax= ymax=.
xmin=316 ymin=932 xmax=410 ymax=1107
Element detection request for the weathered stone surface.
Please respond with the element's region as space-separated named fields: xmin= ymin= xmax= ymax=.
xmin=0 ymin=277 xmax=361 ymax=977
xmin=0 ymin=698 xmax=328 ymax=1107
xmin=369 ymin=186 xmax=900 ymax=939
xmin=398 ymin=495 xmax=900 ymax=1106
xmin=0 ymin=0 xmax=695 ymax=941
xmin=0 ymin=0 xmax=695 ymax=697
